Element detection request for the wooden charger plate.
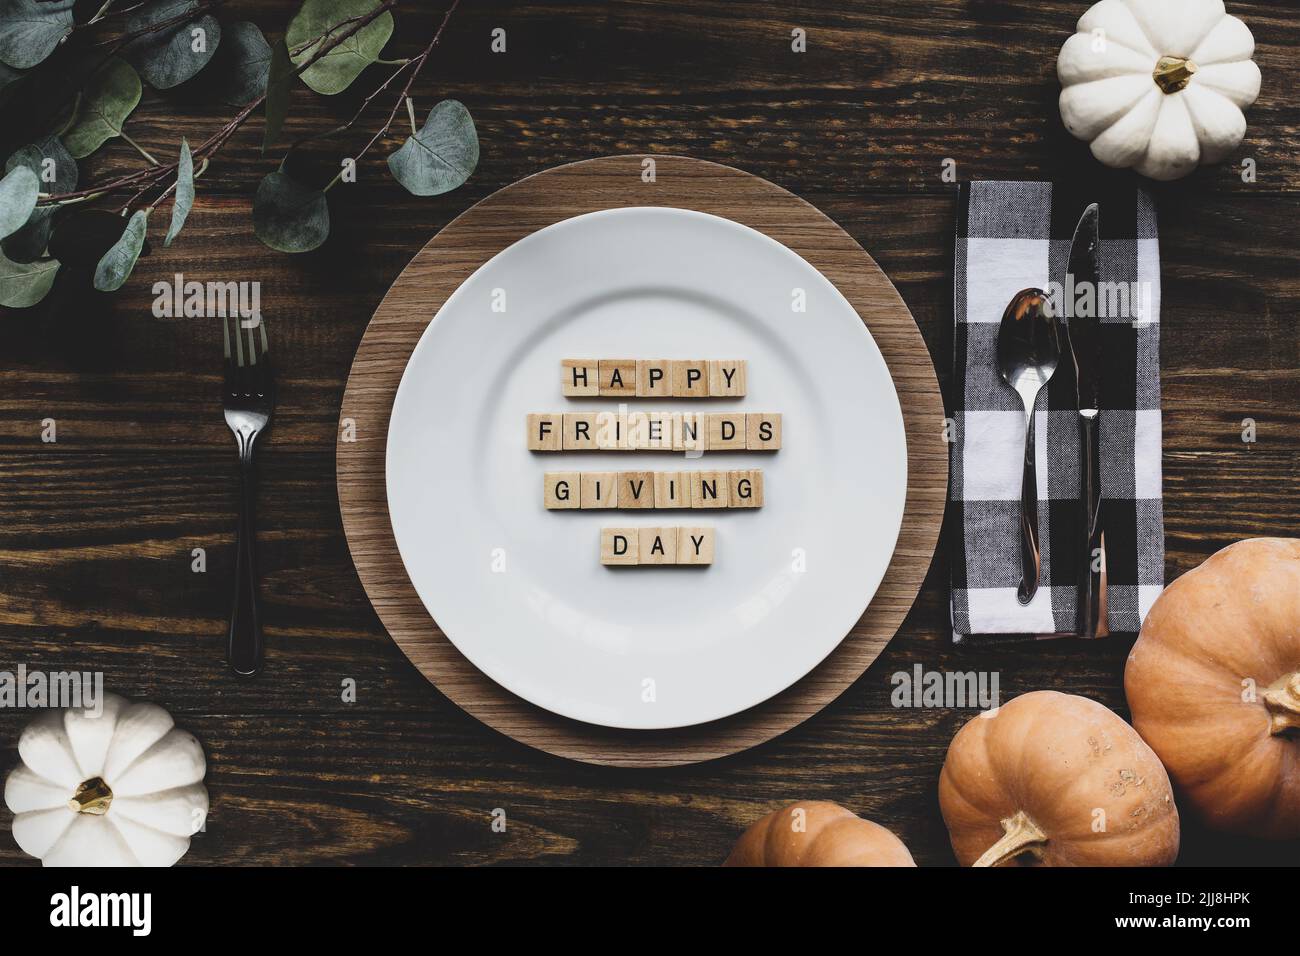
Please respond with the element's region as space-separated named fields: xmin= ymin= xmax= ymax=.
xmin=338 ymin=155 xmax=946 ymax=767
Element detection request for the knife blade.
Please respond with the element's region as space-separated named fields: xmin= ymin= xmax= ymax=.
xmin=1068 ymin=204 xmax=1102 ymax=413
xmin=1066 ymin=204 xmax=1108 ymax=638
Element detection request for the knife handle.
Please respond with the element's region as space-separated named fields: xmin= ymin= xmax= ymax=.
xmin=1078 ymin=411 xmax=1108 ymax=638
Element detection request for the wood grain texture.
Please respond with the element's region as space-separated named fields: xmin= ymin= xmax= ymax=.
xmin=0 ymin=0 xmax=1297 ymax=865
xmin=336 ymin=154 xmax=948 ymax=766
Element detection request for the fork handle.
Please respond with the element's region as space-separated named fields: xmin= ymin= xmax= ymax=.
xmin=228 ymin=440 xmax=263 ymax=676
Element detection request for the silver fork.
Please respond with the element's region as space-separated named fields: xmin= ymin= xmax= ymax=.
xmin=222 ymin=315 xmax=274 ymax=676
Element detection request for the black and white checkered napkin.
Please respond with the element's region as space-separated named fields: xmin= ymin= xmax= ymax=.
xmin=950 ymin=181 xmax=1164 ymax=642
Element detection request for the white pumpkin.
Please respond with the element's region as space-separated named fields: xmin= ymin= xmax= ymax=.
xmin=4 ymin=693 xmax=208 ymax=866
xmin=1057 ymin=0 xmax=1261 ymax=180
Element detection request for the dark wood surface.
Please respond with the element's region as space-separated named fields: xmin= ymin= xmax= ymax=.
xmin=1 ymin=0 xmax=1297 ymax=865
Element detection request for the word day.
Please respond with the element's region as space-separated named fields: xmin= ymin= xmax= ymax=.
xmin=562 ymin=358 xmax=746 ymax=397
xmin=528 ymin=411 xmax=781 ymax=452
xmin=600 ymin=526 xmax=715 ymax=566
xmin=545 ymin=470 xmax=764 ymax=510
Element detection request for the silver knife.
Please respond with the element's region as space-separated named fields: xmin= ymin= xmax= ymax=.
xmin=1067 ymin=204 xmax=1108 ymax=638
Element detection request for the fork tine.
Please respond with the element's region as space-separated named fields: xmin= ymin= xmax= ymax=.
xmin=222 ymin=315 xmax=237 ymax=393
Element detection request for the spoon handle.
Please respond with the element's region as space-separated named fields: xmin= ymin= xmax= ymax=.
xmin=1016 ymin=405 xmax=1041 ymax=605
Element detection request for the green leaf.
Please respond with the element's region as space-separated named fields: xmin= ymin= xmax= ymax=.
xmin=0 ymin=0 xmax=74 ymax=70
xmin=287 ymin=0 xmax=394 ymax=96
xmin=49 ymin=209 xmax=134 ymax=268
xmin=93 ymin=210 xmax=149 ymax=292
xmin=387 ymin=100 xmax=479 ymax=197
xmin=61 ymin=58 xmax=142 ymax=159
xmin=123 ymin=0 xmax=221 ymax=90
xmin=3 ymin=137 xmax=77 ymax=261
xmin=262 ymin=36 xmax=292 ymax=152
xmin=212 ymin=21 xmax=271 ymax=106
xmin=0 ymin=248 xmax=58 ymax=307
xmin=0 ymin=164 xmax=38 ymax=241
xmin=253 ymin=168 xmax=328 ymax=253
xmin=165 ymin=138 xmax=193 ymax=246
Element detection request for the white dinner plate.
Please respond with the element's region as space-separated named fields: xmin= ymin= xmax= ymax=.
xmin=386 ymin=207 xmax=907 ymax=729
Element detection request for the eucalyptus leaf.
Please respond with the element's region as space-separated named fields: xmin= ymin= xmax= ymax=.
xmin=286 ymin=0 xmax=394 ymax=96
xmin=123 ymin=0 xmax=221 ymax=90
xmin=165 ymin=138 xmax=193 ymax=246
xmin=0 ymin=248 xmax=58 ymax=307
xmin=3 ymin=137 xmax=77 ymax=262
xmin=0 ymin=0 xmax=74 ymax=70
xmin=253 ymin=169 xmax=328 ymax=253
xmin=212 ymin=21 xmax=271 ymax=106
xmin=61 ymin=58 xmax=142 ymax=159
xmin=93 ymin=210 xmax=149 ymax=292
xmin=387 ymin=100 xmax=479 ymax=197
xmin=49 ymin=209 xmax=133 ymax=268
xmin=0 ymin=164 xmax=38 ymax=241
xmin=262 ymin=35 xmax=292 ymax=152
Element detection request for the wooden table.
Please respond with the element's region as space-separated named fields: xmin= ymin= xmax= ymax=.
xmin=1 ymin=0 xmax=1296 ymax=866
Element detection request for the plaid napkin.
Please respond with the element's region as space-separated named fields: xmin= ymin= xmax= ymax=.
xmin=950 ymin=181 xmax=1164 ymax=642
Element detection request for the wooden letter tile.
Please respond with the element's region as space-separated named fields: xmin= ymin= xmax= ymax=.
xmin=729 ymin=469 xmax=764 ymax=508
xmin=708 ymin=360 xmax=746 ymax=397
xmin=636 ymin=359 xmax=673 ymax=398
xmin=644 ymin=411 xmax=673 ymax=450
xmin=527 ymin=413 xmax=562 ymax=451
xmin=638 ymin=527 xmax=678 ymax=565
xmin=600 ymin=527 xmax=639 ymax=566
xmin=599 ymin=359 xmax=636 ymax=397
xmin=624 ymin=409 xmax=651 ymax=450
xmin=690 ymin=470 xmax=731 ymax=509
xmin=673 ymin=412 xmax=706 ymax=452
xmin=562 ymin=411 xmax=600 ymax=451
xmin=676 ymin=527 xmax=715 ymax=565
xmin=670 ymin=359 xmax=710 ymax=398
xmin=543 ymin=472 xmax=580 ymax=510
xmin=745 ymin=412 xmax=782 ymax=451
xmin=617 ymin=471 xmax=655 ymax=509
xmin=580 ymin=472 xmax=618 ymax=509
xmin=561 ymin=359 xmax=599 ymax=397
xmin=594 ymin=410 xmax=627 ymax=450
xmin=653 ymin=471 xmax=688 ymax=509
xmin=706 ymin=413 xmax=747 ymax=451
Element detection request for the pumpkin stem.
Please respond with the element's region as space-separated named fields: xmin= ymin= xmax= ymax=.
xmin=67 ymin=776 xmax=113 ymax=815
xmin=972 ymin=810 xmax=1048 ymax=868
xmin=1153 ymin=56 xmax=1197 ymax=94
xmin=1262 ymin=673 xmax=1300 ymax=736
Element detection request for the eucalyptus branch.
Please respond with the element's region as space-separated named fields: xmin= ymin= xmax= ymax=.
xmin=37 ymin=0 xmax=401 ymax=206
xmin=287 ymin=7 xmax=384 ymax=57
xmin=349 ymin=0 xmax=460 ymax=169
xmin=91 ymin=0 xmax=225 ymax=50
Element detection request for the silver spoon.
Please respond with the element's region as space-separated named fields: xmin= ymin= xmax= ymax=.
xmin=997 ymin=289 xmax=1061 ymax=605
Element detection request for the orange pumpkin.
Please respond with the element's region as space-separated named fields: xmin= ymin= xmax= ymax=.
xmin=939 ymin=691 xmax=1180 ymax=866
xmin=1125 ymin=538 xmax=1300 ymax=839
xmin=724 ymin=801 xmax=916 ymax=867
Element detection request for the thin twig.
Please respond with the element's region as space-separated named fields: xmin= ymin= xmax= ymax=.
xmin=349 ymin=0 xmax=460 ymax=168
xmin=91 ymin=0 xmax=225 ymax=50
